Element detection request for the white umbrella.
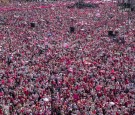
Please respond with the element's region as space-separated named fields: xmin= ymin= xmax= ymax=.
xmin=109 ymin=102 xmax=115 ymax=106
xmin=43 ymin=98 xmax=49 ymax=102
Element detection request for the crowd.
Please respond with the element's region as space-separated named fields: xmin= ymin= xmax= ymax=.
xmin=0 ymin=0 xmax=135 ymax=115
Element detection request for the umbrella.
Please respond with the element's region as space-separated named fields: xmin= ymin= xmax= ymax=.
xmin=109 ymin=102 xmax=115 ymax=106
xmin=43 ymin=98 xmax=49 ymax=102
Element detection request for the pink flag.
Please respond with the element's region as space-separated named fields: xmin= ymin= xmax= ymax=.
xmin=0 ymin=92 xmax=4 ymax=97
xmin=96 ymin=85 xmax=102 ymax=91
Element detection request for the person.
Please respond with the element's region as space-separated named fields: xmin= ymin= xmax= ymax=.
xmin=0 ymin=105 xmax=3 ymax=115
